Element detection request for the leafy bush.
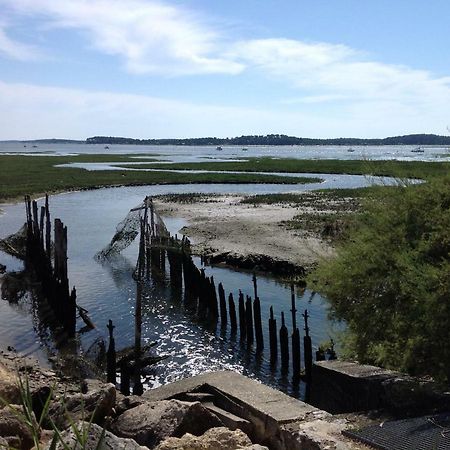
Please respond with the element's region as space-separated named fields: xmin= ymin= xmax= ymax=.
xmin=310 ymin=176 xmax=450 ymax=382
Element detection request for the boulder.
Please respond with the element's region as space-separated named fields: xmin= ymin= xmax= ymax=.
xmin=112 ymin=399 xmax=223 ymax=448
xmin=0 ymin=362 xmax=20 ymax=403
xmin=154 ymin=426 xmax=268 ymax=450
xmin=0 ymin=405 xmax=36 ymax=450
xmin=45 ymin=421 xmax=147 ymax=450
xmin=49 ymin=380 xmax=116 ymax=429
xmin=280 ymin=418 xmax=359 ymax=450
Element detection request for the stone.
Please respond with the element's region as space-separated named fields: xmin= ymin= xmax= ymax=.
xmin=112 ymin=399 xmax=223 ymax=448
xmin=114 ymin=393 xmax=146 ymax=416
xmin=0 ymin=405 xmax=36 ymax=450
xmin=280 ymin=418 xmax=363 ymax=450
xmin=49 ymin=380 xmax=116 ymax=429
xmin=0 ymin=363 xmax=20 ymax=404
xmin=45 ymin=421 xmax=147 ymax=450
xmin=154 ymin=427 xmax=267 ymax=450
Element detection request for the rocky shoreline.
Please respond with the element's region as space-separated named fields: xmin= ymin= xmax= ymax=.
xmin=0 ymin=350 xmax=267 ymax=450
xmin=1 ymin=350 xmax=377 ymax=450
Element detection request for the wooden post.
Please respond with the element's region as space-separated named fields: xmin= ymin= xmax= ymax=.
xmin=290 ymin=284 xmax=297 ymax=330
xmin=106 ymin=320 xmax=117 ymax=384
xmin=292 ymin=327 xmax=301 ymax=383
xmin=269 ymin=306 xmax=277 ymax=364
xmin=253 ymin=296 xmax=264 ymax=351
xmin=280 ymin=312 xmax=289 ymax=373
xmin=291 ymin=285 xmax=301 ymax=382
xmin=316 ymin=348 xmax=326 ymax=361
xmin=228 ymin=293 xmax=237 ymax=331
xmin=45 ymin=195 xmax=51 ymax=258
xmin=303 ymin=309 xmax=313 ymax=386
xmin=209 ymin=276 xmax=219 ymax=320
xmin=238 ymin=291 xmax=246 ymax=340
xmin=245 ymin=295 xmax=254 ymax=346
xmin=133 ymin=282 xmax=143 ymax=395
xmin=252 ymin=273 xmax=258 ymax=300
xmin=39 ymin=206 xmax=45 ymax=247
xmin=120 ymin=363 xmax=131 ymax=396
xmin=218 ymin=282 xmax=227 ymax=326
xmin=67 ymin=286 xmax=77 ymax=338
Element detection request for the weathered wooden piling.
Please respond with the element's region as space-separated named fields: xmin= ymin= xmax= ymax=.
xmin=106 ymin=320 xmax=117 ymax=384
xmin=291 ymin=285 xmax=301 ymax=382
xmin=133 ymin=282 xmax=144 ymax=395
xmin=253 ymin=296 xmax=264 ymax=351
xmin=269 ymin=306 xmax=277 ymax=364
xmin=245 ymin=295 xmax=254 ymax=346
xmin=316 ymin=348 xmax=326 ymax=361
xmin=24 ymin=195 xmax=78 ymax=339
xmin=280 ymin=312 xmax=289 ymax=373
xmin=218 ymin=282 xmax=227 ymax=325
xmin=292 ymin=327 xmax=301 ymax=383
xmin=228 ymin=293 xmax=237 ymax=330
xmin=238 ymin=291 xmax=246 ymax=340
xmin=120 ymin=363 xmax=131 ymax=396
xmin=303 ymin=309 xmax=313 ymax=386
xmin=209 ymin=276 xmax=219 ymax=320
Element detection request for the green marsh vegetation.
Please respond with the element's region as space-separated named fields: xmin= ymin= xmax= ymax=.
xmin=0 ymin=154 xmax=320 ymax=202
xmin=117 ymin=157 xmax=450 ymax=180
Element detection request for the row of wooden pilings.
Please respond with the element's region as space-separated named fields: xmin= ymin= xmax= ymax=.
xmin=105 ymin=197 xmax=334 ymax=396
xmin=24 ymin=195 xmax=77 ymax=338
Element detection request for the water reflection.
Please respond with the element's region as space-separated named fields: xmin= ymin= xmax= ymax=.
xmin=0 ymin=185 xmax=342 ymax=398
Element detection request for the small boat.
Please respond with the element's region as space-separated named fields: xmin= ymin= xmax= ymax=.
xmin=32 ymin=145 xmax=37 ymax=148
xmin=104 ymin=145 xmax=110 ymax=149
xmin=347 ymin=147 xmax=355 ymax=152
xmin=216 ymin=146 xmax=223 ymax=151
xmin=242 ymin=147 xmax=248 ymax=151
xmin=411 ymin=147 xmax=424 ymax=153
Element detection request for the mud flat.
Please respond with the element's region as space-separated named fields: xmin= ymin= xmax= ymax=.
xmin=154 ymin=192 xmax=357 ymax=277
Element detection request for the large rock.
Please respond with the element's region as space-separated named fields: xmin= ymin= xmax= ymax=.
xmin=0 ymin=362 xmax=20 ymax=403
xmin=154 ymin=426 xmax=268 ymax=450
xmin=0 ymin=405 xmax=36 ymax=450
xmin=112 ymin=399 xmax=223 ymax=448
xmin=45 ymin=421 xmax=147 ymax=450
xmin=49 ymin=379 xmax=116 ymax=429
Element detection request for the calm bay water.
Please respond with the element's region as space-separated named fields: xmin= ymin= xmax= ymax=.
xmin=1 ymin=141 xmax=439 ymax=396
xmin=1 ymin=141 xmax=449 ymax=161
xmin=0 ymin=184 xmax=342 ymax=397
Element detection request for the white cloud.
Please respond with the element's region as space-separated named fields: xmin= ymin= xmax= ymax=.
xmin=0 ymin=23 xmax=42 ymax=60
xmin=232 ymin=38 xmax=450 ymax=109
xmin=2 ymin=0 xmax=244 ymax=75
xmin=0 ymin=80 xmax=448 ymax=140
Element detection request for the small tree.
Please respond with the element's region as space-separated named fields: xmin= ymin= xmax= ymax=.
xmin=310 ymin=176 xmax=450 ymax=382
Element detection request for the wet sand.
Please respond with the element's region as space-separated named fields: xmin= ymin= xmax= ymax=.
xmin=155 ymin=194 xmax=338 ymax=275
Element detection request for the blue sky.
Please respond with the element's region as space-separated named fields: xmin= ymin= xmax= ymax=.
xmin=0 ymin=0 xmax=449 ymax=139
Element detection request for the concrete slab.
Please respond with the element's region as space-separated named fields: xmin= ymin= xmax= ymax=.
xmin=143 ymin=371 xmax=319 ymax=424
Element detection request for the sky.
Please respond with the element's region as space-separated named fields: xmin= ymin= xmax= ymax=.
xmin=0 ymin=0 xmax=449 ymax=140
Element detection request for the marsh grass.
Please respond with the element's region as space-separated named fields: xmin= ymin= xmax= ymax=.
xmin=117 ymin=157 xmax=450 ymax=180
xmin=0 ymin=154 xmax=320 ymax=202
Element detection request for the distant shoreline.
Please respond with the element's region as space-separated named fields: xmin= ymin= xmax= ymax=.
xmin=2 ymin=132 xmax=450 ymax=146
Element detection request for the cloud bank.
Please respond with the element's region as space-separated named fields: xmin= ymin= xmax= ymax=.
xmin=1 ymin=0 xmax=449 ymax=138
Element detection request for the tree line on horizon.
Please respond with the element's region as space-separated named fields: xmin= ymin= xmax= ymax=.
xmin=84 ymin=133 xmax=450 ymax=146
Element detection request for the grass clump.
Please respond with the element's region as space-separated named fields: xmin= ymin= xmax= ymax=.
xmin=0 ymin=375 xmax=104 ymax=450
